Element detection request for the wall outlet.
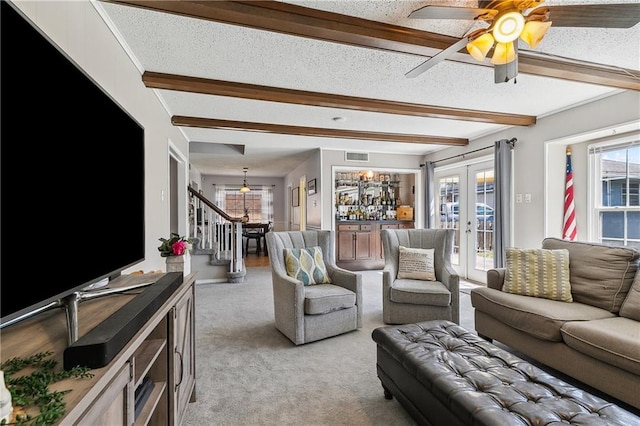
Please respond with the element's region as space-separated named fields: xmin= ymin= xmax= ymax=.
xmin=516 ymin=194 xmax=523 ymax=203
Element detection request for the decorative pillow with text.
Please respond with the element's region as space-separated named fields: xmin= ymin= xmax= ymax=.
xmin=397 ymin=246 xmax=436 ymax=281
xmin=284 ymin=246 xmax=332 ymax=285
xmin=503 ymin=248 xmax=572 ymax=302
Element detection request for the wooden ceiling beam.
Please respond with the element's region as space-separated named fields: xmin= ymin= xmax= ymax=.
xmin=103 ymin=0 xmax=639 ymax=90
xmin=143 ymin=71 xmax=536 ymax=126
xmin=171 ymin=116 xmax=469 ymax=146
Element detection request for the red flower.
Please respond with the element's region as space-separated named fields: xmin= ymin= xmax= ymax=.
xmin=172 ymin=240 xmax=187 ymax=256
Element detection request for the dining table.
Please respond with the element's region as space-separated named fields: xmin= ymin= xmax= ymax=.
xmin=242 ymin=222 xmax=271 ymax=255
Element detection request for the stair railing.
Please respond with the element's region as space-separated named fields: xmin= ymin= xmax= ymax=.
xmin=188 ymin=186 xmax=244 ymax=275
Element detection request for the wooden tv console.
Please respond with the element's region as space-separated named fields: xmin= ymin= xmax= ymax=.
xmin=0 ymin=272 xmax=197 ymax=425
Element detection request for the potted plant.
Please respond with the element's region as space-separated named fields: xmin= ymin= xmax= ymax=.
xmin=158 ymin=233 xmax=191 ymax=273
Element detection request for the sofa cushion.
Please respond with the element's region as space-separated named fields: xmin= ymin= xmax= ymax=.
xmin=620 ymin=272 xmax=640 ymax=321
xmin=503 ymin=248 xmax=572 ymax=302
xmin=284 ymin=246 xmax=332 ymax=285
xmin=397 ymin=246 xmax=436 ymax=281
xmin=470 ymin=287 xmax=615 ymax=342
xmin=390 ymin=279 xmax=451 ymax=306
xmin=303 ymin=284 xmax=355 ymax=315
xmin=561 ymin=317 xmax=640 ymax=375
xmin=542 ymin=238 xmax=639 ymax=313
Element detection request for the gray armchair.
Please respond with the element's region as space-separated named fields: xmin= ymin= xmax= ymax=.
xmin=380 ymin=228 xmax=459 ymax=325
xmin=265 ymin=230 xmax=363 ymax=345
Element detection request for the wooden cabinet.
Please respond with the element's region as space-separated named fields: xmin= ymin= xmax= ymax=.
xmin=378 ymin=222 xmax=415 ymax=260
xmin=134 ymin=315 xmax=169 ymax=425
xmin=337 ymin=224 xmax=374 ymax=264
xmin=170 ymin=286 xmax=196 ymax=424
xmin=0 ymin=272 xmax=197 ymax=426
xmin=77 ymin=362 xmax=133 ymax=424
xmin=336 ymin=221 xmax=413 ymax=270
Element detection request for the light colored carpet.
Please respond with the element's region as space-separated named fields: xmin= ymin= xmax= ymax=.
xmin=182 ymin=267 xmax=479 ymax=425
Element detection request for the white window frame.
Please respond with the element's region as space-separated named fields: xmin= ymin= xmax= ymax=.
xmin=587 ymin=133 xmax=640 ymax=245
xmin=214 ymin=185 xmax=274 ymax=223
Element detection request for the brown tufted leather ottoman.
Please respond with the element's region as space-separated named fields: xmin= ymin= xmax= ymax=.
xmin=372 ymin=320 xmax=640 ymax=426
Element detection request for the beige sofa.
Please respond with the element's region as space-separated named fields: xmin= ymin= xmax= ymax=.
xmin=471 ymin=238 xmax=640 ymax=410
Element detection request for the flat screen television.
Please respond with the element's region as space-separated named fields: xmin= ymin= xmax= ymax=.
xmin=1 ymin=1 xmax=145 ymax=328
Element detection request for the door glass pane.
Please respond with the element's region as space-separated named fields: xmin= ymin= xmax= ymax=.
xmin=437 ymin=176 xmax=460 ymax=266
xmin=474 ymin=170 xmax=494 ymax=272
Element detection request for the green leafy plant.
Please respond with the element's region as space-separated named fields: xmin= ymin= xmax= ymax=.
xmin=0 ymin=352 xmax=93 ymax=425
xmin=158 ymin=233 xmax=190 ymax=257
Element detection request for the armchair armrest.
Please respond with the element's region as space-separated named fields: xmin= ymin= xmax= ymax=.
xmin=487 ymin=268 xmax=506 ymax=290
xmin=271 ymin=272 xmax=306 ymax=342
xmin=381 ymin=264 xmax=396 ymax=291
xmin=441 ymin=264 xmax=460 ymax=324
xmin=440 ymin=265 xmax=459 ymax=294
xmin=326 ymin=265 xmax=360 ymax=293
xmin=326 ymin=265 xmax=363 ymax=328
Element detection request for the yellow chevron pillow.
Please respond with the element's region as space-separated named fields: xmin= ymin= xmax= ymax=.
xmin=503 ymin=248 xmax=572 ymax=302
xmin=284 ymin=246 xmax=332 ymax=286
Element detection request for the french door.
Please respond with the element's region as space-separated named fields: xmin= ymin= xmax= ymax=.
xmin=435 ymin=160 xmax=494 ymax=283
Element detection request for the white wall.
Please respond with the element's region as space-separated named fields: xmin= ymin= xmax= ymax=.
xmin=282 ymin=149 xmax=322 ymax=231
xmin=14 ymin=0 xmax=191 ymax=273
xmin=424 ymin=90 xmax=640 ymax=249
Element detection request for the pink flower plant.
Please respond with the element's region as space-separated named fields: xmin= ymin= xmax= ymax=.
xmin=171 ymin=240 xmax=187 ymax=256
xmin=158 ymin=233 xmax=190 ymax=257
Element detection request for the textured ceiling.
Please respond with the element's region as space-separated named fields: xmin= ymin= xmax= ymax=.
xmin=96 ymin=0 xmax=640 ymax=177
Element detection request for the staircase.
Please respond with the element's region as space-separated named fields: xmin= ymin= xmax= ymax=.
xmin=188 ymin=186 xmax=246 ymax=283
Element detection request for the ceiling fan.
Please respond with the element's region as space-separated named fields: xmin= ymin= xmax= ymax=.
xmin=406 ymin=0 xmax=640 ymax=83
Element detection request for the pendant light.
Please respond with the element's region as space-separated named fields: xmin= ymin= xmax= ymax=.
xmin=240 ymin=167 xmax=251 ymax=193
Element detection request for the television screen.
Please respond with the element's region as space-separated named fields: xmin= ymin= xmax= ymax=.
xmin=0 ymin=1 xmax=145 ymax=327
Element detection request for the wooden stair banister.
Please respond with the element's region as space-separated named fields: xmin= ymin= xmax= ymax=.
xmin=188 ymin=186 xmax=244 ymax=277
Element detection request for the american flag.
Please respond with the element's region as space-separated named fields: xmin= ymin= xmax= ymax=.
xmin=563 ymin=147 xmax=577 ymax=240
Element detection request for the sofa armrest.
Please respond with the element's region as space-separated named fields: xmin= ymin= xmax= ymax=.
xmin=487 ymin=268 xmax=506 ymax=290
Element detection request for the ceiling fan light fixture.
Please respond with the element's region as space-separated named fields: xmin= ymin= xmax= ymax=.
xmin=490 ymin=42 xmax=516 ymax=65
xmin=520 ymin=20 xmax=552 ymax=48
xmin=492 ymin=11 xmax=525 ymax=43
xmin=466 ymin=33 xmax=495 ymax=61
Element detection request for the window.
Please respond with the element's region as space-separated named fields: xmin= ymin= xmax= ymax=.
xmin=214 ymin=185 xmax=274 ymax=223
xmin=438 ymin=176 xmax=459 ymax=226
xmin=589 ymin=139 xmax=640 ymax=249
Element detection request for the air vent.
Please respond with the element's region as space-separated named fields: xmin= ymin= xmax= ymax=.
xmin=345 ymin=151 xmax=369 ymax=162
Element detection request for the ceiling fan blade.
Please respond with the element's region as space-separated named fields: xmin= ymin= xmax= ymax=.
xmin=544 ymin=4 xmax=640 ymax=28
xmin=409 ymin=5 xmax=495 ymax=20
xmin=405 ymin=37 xmax=470 ymax=79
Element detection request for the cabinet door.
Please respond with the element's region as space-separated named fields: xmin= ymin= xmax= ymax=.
xmin=78 ymin=362 xmax=134 ymax=425
xmin=171 ymin=287 xmax=196 ymax=425
xmin=354 ymin=231 xmax=373 ymax=260
xmin=338 ymin=231 xmax=356 ymax=261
